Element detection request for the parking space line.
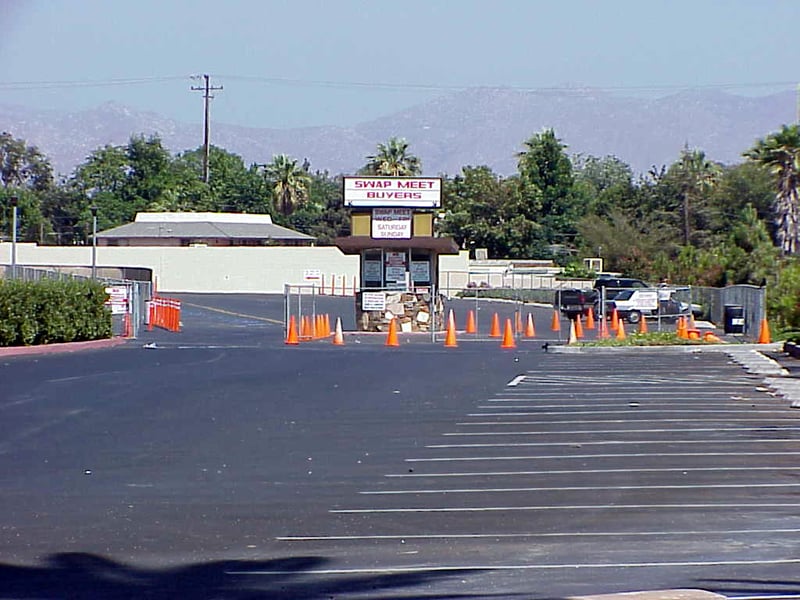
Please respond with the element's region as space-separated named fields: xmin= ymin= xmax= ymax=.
xmin=426 ymin=439 xmax=800 ymax=449
xmin=467 ymin=409 xmax=790 ymax=416
xmin=385 ymin=466 xmax=800 ymax=478
xmin=277 ymin=528 xmax=800 ymax=542
xmin=359 ymin=483 xmax=800 ymax=495
xmin=331 ymin=502 xmax=800 ymax=514
xmin=442 ymin=426 xmax=800 ymax=436
xmin=406 ymin=451 xmax=800 ymax=462
xmin=458 ymin=418 xmax=795 ymax=425
xmin=228 ymin=558 xmax=800 ymax=575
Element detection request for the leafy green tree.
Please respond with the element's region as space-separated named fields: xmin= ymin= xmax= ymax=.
xmin=0 ymin=132 xmax=53 ymax=192
xmin=516 ymin=129 xmax=581 ymax=246
xmin=745 ymin=124 xmax=800 ymax=255
xmin=361 ymin=137 xmax=421 ymax=176
xmin=263 ymin=154 xmax=311 ymax=217
xmin=286 ymin=171 xmax=348 ymax=244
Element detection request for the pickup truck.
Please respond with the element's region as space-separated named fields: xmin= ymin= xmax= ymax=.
xmin=555 ymin=288 xmax=598 ymax=319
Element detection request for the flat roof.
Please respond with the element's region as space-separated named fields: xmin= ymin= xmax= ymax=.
xmin=334 ymin=236 xmax=459 ymax=255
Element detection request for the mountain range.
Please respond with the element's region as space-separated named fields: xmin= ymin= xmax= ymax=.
xmin=0 ymin=87 xmax=795 ymax=179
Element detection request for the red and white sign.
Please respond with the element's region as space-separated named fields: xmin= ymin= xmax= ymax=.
xmin=344 ymin=177 xmax=441 ymax=208
xmin=372 ymin=208 xmax=412 ymax=239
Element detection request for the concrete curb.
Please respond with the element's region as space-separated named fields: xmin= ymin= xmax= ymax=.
xmin=569 ymin=589 xmax=727 ymax=600
xmin=0 ymin=337 xmax=128 ymax=358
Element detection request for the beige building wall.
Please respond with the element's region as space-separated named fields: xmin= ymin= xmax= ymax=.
xmin=0 ymin=242 xmax=469 ymax=293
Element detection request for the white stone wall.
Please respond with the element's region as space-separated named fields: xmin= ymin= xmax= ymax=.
xmin=0 ymin=242 xmax=470 ymax=294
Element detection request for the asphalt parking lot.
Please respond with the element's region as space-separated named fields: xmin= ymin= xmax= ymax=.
xmin=0 ymin=294 xmax=799 ymax=599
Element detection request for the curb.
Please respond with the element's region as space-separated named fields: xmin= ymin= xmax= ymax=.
xmin=0 ymin=337 xmax=128 ymax=358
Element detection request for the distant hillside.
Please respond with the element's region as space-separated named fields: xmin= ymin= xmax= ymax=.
xmin=0 ymin=88 xmax=794 ymax=178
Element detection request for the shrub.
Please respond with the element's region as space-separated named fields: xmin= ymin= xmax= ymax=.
xmin=0 ymin=279 xmax=112 ymax=347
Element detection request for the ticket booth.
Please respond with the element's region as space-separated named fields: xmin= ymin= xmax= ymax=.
xmin=335 ymin=176 xmax=459 ymax=332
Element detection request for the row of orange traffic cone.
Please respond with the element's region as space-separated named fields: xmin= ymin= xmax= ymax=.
xmin=285 ymin=313 xmax=344 ymax=345
xmin=441 ymin=309 xmax=519 ymax=349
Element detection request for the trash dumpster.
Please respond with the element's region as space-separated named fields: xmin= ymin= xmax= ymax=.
xmin=724 ymin=305 xmax=745 ymax=334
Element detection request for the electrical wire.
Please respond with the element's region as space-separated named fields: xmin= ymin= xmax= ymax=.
xmin=0 ymin=74 xmax=795 ymax=95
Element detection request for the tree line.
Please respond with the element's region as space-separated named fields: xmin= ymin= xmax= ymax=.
xmin=2 ymin=126 xmax=800 ymax=330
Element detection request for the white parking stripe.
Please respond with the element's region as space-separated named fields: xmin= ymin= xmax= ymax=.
xmin=360 ymin=483 xmax=800 ymax=495
xmin=506 ymin=375 xmax=526 ymax=387
xmin=459 ymin=418 xmax=794 ymax=425
xmin=426 ymin=439 xmax=800 ymax=449
xmin=468 ymin=409 xmax=790 ymax=416
xmin=228 ymin=558 xmax=800 ymax=575
xmin=277 ymin=528 xmax=800 ymax=542
xmin=406 ymin=451 xmax=800 ymax=462
xmin=442 ymin=426 xmax=800 ymax=436
xmin=386 ymin=466 xmax=800 ymax=478
xmin=331 ymin=502 xmax=800 ymax=514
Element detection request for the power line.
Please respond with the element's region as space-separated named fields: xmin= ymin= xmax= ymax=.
xmin=190 ymin=74 xmax=223 ymax=184
xmin=0 ymin=74 xmax=796 ymax=96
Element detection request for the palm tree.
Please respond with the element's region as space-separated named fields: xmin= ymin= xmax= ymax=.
xmin=362 ymin=137 xmax=421 ymax=176
xmin=672 ymin=147 xmax=721 ymax=246
xmin=263 ymin=154 xmax=310 ymax=216
xmin=745 ymin=124 xmax=800 ymax=255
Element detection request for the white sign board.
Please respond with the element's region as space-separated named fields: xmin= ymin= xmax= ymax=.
xmin=362 ymin=291 xmax=386 ymax=311
xmin=104 ymin=285 xmax=129 ymax=315
xmin=344 ymin=177 xmax=442 ymax=208
xmin=630 ymin=290 xmax=658 ymax=311
xmin=372 ymin=208 xmax=412 ymax=239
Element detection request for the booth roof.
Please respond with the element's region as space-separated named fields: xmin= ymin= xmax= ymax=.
xmin=334 ymin=236 xmax=460 ymax=255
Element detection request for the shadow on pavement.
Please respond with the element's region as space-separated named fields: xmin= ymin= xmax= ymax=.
xmin=0 ymin=553 xmax=527 ymax=599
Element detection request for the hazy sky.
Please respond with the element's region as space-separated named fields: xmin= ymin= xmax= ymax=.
xmin=1 ymin=0 xmax=798 ymax=129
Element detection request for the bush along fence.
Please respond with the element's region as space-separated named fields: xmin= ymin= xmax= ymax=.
xmin=0 ymin=279 xmax=112 ymax=347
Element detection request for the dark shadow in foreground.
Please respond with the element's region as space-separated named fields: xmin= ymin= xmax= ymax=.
xmin=697 ymin=576 xmax=800 ymax=597
xmin=0 ymin=553 xmax=530 ymax=599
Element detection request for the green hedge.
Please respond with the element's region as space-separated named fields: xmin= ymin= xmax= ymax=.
xmin=0 ymin=279 xmax=112 ymax=347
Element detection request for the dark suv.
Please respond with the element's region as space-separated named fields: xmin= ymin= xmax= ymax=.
xmin=594 ymin=277 xmax=649 ymax=300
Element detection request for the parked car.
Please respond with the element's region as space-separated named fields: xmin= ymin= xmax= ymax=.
xmin=605 ymin=288 xmax=702 ymax=323
xmin=555 ymin=288 xmax=597 ymax=319
xmin=593 ymin=276 xmax=650 ymax=301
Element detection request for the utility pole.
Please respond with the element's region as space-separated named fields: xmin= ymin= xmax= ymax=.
xmin=191 ymin=74 xmax=223 ymax=184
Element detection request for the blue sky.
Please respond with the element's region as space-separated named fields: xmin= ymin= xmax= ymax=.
xmin=1 ymin=0 xmax=798 ymax=129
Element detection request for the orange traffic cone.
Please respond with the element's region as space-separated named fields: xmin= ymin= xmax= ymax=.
xmin=689 ymin=313 xmax=696 ymax=330
xmin=444 ymin=310 xmax=458 ymax=348
xmin=500 ymin=318 xmax=516 ymax=349
xmin=490 ymin=313 xmax=501 ymax=338
xmin=285 ymin=315 xmax=299 ymax=345
xmin=524 ymin=313 xmax=536 ymax=338
xmin=610 ymin=309 xmax=619 ymax=332
xmin=300 ymin=315 xmax=311 ymax=339
xmin=515 ymin=311 xmax=523 ymax=334
xmin=758 ymin=318 xmax=771 ymax=344
xmin=585 ymin=307 xmax=595 ymax=330
xmin=703 ymin=331 xmax=722 ymax=343
xmin=568 ymin=319 xmax=578 ymax=345
xmin=616 ymin=320 xmax=626 ymax=340
xmin=551 ymin=309 xmax=561 ymax=332
xmin=332 ymin=317 xmax=345 ymax=345
xmin=638 ymin=316 xmax=648 ymax=334
xmin=598 ymin=316 xmax=610 ymax=339
xmin=466 ymin=310 xmax=477 ymax=334
xmin=676 ymin=316 xmax=687 ymax=339
xmin=574 ymin=315 xmax=584 ymax=339
xmin=385 ymin=318 xmax=400 ymax=347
